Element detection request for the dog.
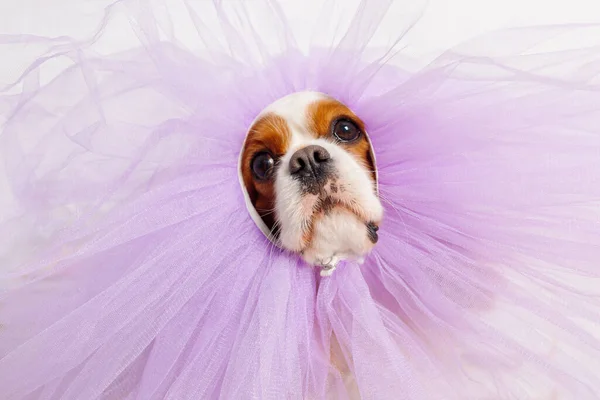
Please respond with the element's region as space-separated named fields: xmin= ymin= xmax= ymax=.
xmin=239 ymin=91 xmax=383 ymax=276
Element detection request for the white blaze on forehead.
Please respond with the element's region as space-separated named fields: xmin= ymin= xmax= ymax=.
xmin=259 ymin=91 xmax=326 ymax=126
xmin=260 ymin=91 xmax=327 ymax=156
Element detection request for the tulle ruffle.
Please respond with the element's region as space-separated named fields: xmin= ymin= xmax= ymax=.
xmin=2 ymin=1 xmax=600 ymax=399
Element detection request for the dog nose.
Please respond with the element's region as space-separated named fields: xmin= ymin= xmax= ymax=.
xmin=288 ymin=145 xmax=331 ymax=177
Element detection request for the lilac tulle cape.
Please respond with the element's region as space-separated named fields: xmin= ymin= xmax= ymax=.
xmin=1 ymin=1 xmax=600 ymax=399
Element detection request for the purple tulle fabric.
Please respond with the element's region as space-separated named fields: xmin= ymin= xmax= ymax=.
xmin=2 ymin=1 xmax=600 ymax=399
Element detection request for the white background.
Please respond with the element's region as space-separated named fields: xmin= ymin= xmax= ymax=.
xmin=2 ymin=0 xmax=600 ymax=55
xmin=1 ymin=0 xmax=600 ymax=86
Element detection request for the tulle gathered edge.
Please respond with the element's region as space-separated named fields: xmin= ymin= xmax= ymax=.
xmin=1 ymin=1 xmax=600 ymax=399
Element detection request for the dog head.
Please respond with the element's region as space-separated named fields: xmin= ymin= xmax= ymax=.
xmin=239 ymin=91 xmax=382 ymax=275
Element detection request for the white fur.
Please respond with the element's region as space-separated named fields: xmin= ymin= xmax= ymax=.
xmin=265 ymin=92 xmax=383 ymax=275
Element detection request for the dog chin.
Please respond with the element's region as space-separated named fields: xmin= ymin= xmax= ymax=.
xmin=276 ymin=181 xmax=382 ymax=276
xmin=301 ymin=207 xmax=377 ymax=272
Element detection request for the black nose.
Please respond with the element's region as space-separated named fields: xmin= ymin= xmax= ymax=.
xmin=288 ymin=145 xmax=331 ymax=177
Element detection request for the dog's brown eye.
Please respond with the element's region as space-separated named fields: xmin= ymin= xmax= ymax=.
xmin=332 ymin=119 xmax=361 ymax=142
xmin=251 ymin=152 xmax=275 ymax=180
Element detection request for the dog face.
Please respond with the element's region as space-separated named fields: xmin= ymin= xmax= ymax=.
xmin=239 ymin=92 xmax=382 ymax=275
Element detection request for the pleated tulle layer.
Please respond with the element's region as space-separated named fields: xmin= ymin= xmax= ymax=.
xmin=1 ymin=1 xmax=600 ymax=399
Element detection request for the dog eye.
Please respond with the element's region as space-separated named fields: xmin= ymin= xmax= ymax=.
xmin=332 ymin=119 xmax=361 ymax=142
xmin=251 ymin=152 xmax=275 ymax=180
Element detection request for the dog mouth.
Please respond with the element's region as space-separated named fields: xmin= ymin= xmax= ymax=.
xmin=313 ymin=196 xmax=379 ymax=233
xmin=296 ymin=193 xmax=381 ymax=275
xmin=301 ymin=192 xmax=380 ymax=247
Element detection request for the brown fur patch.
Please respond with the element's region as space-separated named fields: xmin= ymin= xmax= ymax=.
xmin=241 ymin=113 xmax=291 ymax=230
xmin=307 ymin=98 xmax=376 ymax=182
